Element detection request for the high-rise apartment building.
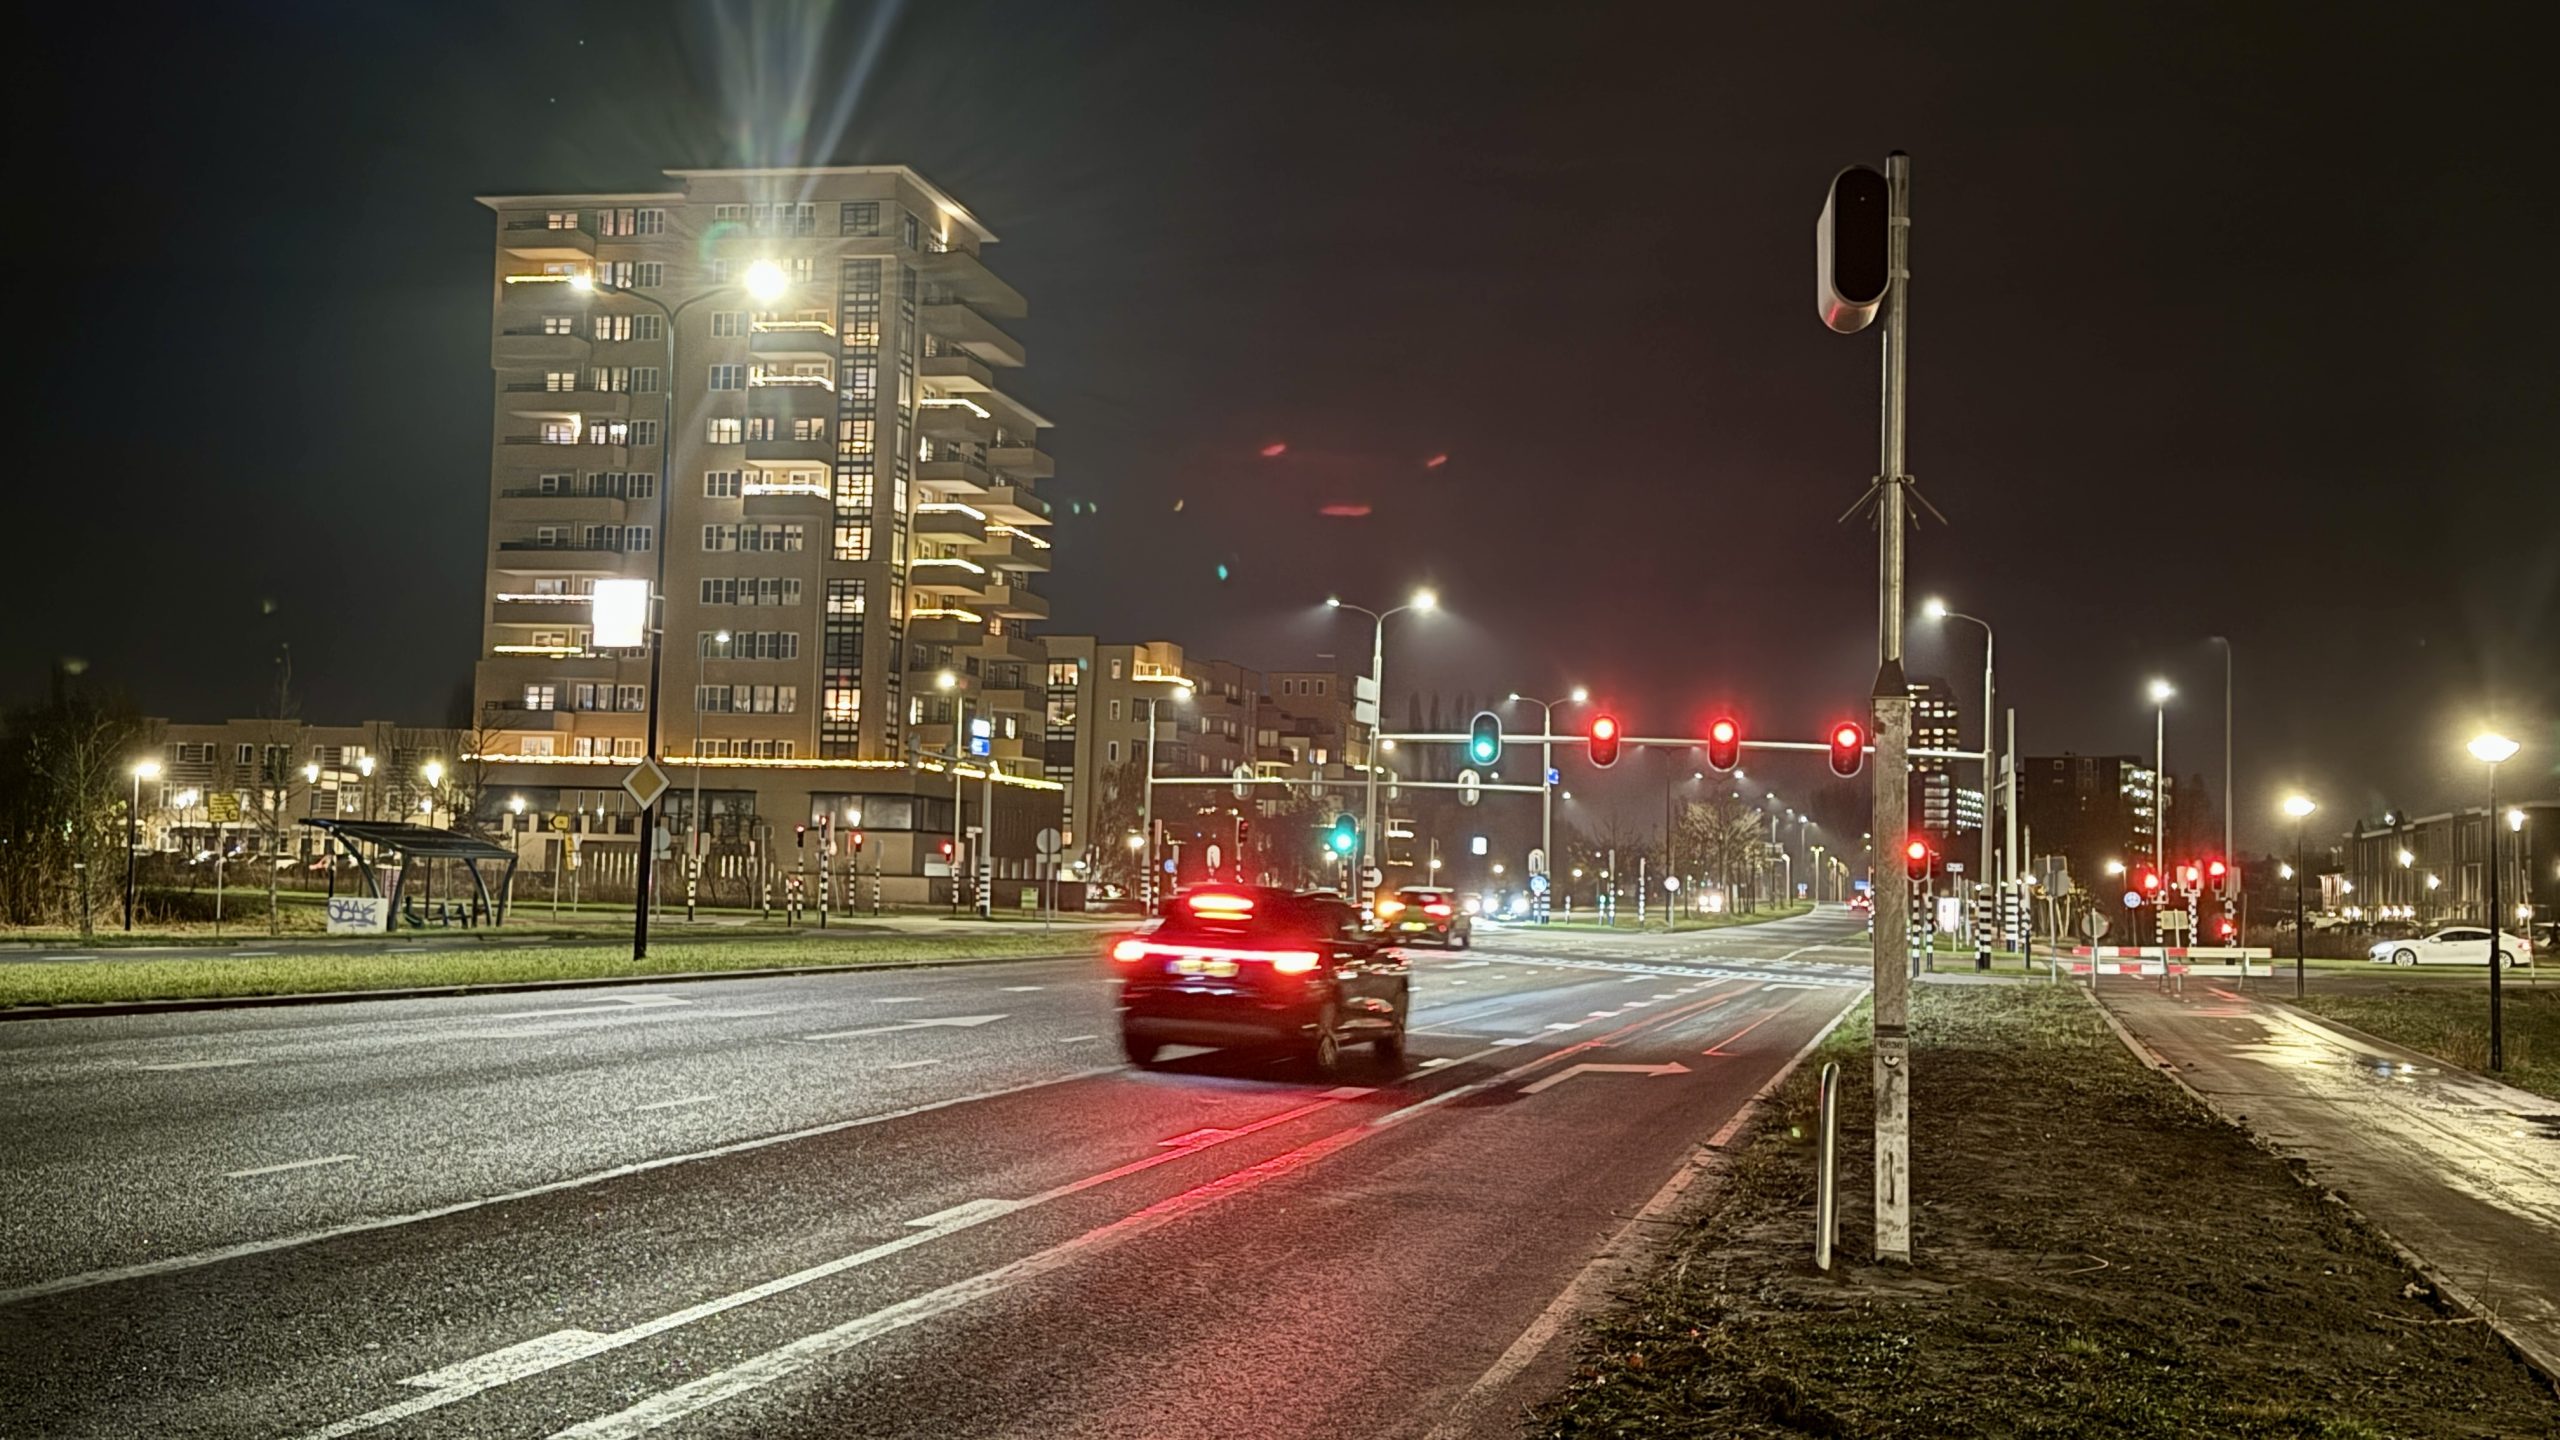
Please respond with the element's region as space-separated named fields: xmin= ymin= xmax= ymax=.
xmin=467 ymin=167 xmax=1060 ymax=903
xmin=2018 ymin=753 xmax=2170 ymax=892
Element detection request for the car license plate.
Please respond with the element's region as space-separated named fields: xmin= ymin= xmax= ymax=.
xmin=1398 ymin=921 xmax=1427 ymax=932
xmin=1170 ymin=956 xmax=1239 ymax=977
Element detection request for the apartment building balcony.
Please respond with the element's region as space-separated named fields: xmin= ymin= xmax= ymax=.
xmin=493 ymin=539 xmax=636 ymax=573
xmin=478 ymin=704 xmax=576 ymax=733
xmin=917 ymin=402 xmax=996 ymax=446
xmin=918 ymin=249 xmax=1029 ymax=320
xmin=969 ymin=630 xmax=1049 ymax=668
xmin=492 ymin=488 xmax=636 ymax=515
xmin=501 ymin=219 xmax=595 ymax=261
xmin=987 ymin=443 xmax=1055 ymax=480
xmin=904 ymin=612 xmax=987 ymax=648
xmin=743 ymin=434 xmax=832 ymax=465
xmin=917 ymin=457 xmax=993 ymax=498
xmin=912 ymin=502 xmax=988 ymax=544
xmin=920 ymin=301 xmax=1026 ymax=367
xmin=490 ymin=594 xmax=600 ymax=627
xmin=908 ymin=557 xmax=992 ymax=603
xmin=747 ymin=385 xmax=835 ymax=427
xmin=972 ymin=529 xmax=1053 ymax=573
xmin=980 ymin=582 xmax=1048 ymax=621
xmin=919 ymin=352 xmax=994 ymax=388
xmin=499 ymin=432 xmax=612 ymax=450
xmin=748 ymin=318 xmax=837 ymax=359
xmin=980 ymin=485 xmax=1052 ymax=527
xmin=503 ymin=387 xmax=631 ymax=421
xmin=493 ymin=329 xmax=589 ymax=366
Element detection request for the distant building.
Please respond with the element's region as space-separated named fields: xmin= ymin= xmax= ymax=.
xmin=2018 ymin=753 xmax=2169 ymax=893
xmin=1907 ymin=677 xmax=1975 ymax=843
xmin=2344 ymin=803 xmax=2557 ymax=931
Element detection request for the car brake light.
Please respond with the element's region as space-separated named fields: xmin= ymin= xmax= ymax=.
xmin=1423 ymin=903 xmax=1453 ymax=917
xmin=1268 ymin=952 xmax=1321 ymax=974
xmin=1111 ymin=939 xmax=1148 ymax=963
xmin=1187 ymin=892 xmax=1255 ymax=915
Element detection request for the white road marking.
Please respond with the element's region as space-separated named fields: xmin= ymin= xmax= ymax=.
xmin=402 ymin=1330 xmax=609 ymax=1391
xmin=1520 ymin=1061 xmax=1690 ymax=1095
xmin=230 ymin=951 xmax=279 ymax=958
xmin=4 ymin=1067 xmax=1120 ymax=1310
xmin=801 ymin=1014 xmax=1007 ymax=1042
xmin=137 ymin=1058 xmax=258 ymax=1072
xmin=1619 ymin=975 xmax=1644 ymax=984
xmin=903 ymin=1198 xmax=1022 ymax=1229
xmin=869 ymin=997 xmax=923 ymax=1004
xmin=225 ymin=1154 xmax=359 ymax=1179
xmin=482 ymin=996 xmax=690 ymax=1022
xmin=885 ymin=1058 xmax=945 ymax=1071
xmin=1056 ymin=1034 xmax=1100 ymax=1043
xmin=632 ymin=1095 xmax=715 ymax=1113
xmin=998 ymin=985 xmax=1045 ymax=992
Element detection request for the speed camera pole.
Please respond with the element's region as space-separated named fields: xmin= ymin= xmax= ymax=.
xmin=1820 ymin=150 xmax=1915 ymax=1264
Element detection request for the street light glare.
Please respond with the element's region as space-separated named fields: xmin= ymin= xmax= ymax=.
xmin=935 ymin=670 xmax=959 ymax=691
xmin=1410 ymin=588 xmax=1438 ymax=612
xmin=1324 ymin=596 xmax=1342 ymax=609
xmin=742 ymin=259 xmax=788 ymax=304
xmin=1569 ymin=686 xmax=1588 ymax=703
xmin=132 ymin=759 xmax=162 ymax=781
xmin=1923 ymin=597 xmax=1948 ymax=620
xmin=568 ymin=272 xmax=596 ymax=293
xmin=2282 ymin=794 xmax=2316 ymax=819
xmin=2148 ymin=678 xmax=2176 ymax=704
xmin=2467 ymin=732 xmax=2521 ymax=765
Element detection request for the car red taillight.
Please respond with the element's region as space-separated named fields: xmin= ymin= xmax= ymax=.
xmin=1111 ymin=938 xmax=1148 ymax=963
xmin=1267 ymin=952 xmax=1321 ymax=974
xmin=1423 ymin=903 xmax=1453 ymax=917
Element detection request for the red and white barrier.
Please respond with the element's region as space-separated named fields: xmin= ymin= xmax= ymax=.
xmin=2059 ymin=945 xmax=2273 ymax=976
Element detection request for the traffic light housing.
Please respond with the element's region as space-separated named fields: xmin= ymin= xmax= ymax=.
xmin=1818 ymin=164 xmax=1891 ymax=334
xmin=850 ymin=830 xmax=864 ymax=852
xmin=1903 ymin=839 xmax=1929 ymax=881
xmin=1327 ymin=813 xmax=1359 ymax=856
xmin=1705 ymin=717 xmax=1740 ymax=773
xmin=938 ymin=839 xmax=953 ymax=859
xmin=1466 ymin=711 xmax=1503 ymax=768
xmin=1828 ymin=721 xmax=1865 ymax=778
xmin=1587 ymin=714 xmax=1620 ymax=768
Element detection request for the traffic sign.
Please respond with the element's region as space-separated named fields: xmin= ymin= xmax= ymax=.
xmin=1206 ymin=843 xmax=1223 ymax=872
xmin=1528 ymin=847 xmax=1548 ymax=876
xmin=1231 ymin=765 xmax=1254 ymax=801
xmin=1458 ymin=768 xmax=1481 ymax=807
xmin=622 ymin=758 xmax=671 ymax=810
xmin=549 ymin=813 xmax=572 ymax=832
xmin=204 ymin=792 xmax=241 ymax=824
xmin=1663 ymin=875 xmax=1681 ymax=892
xmin=1529 ymin=873 xmax=1550 ymax=895
xmin=2082 ymin=911 xmax=2109 ymax=940
xmin=2121 ymin=890 xmax=2143 ymax=909
xmin=1361 ymin=866 xmax=1382 ymax=889
xmin=1546 ymin=767 xmax=1560 ymax=787
xmin=1035 ymin=827 xmax=1062 ymax=857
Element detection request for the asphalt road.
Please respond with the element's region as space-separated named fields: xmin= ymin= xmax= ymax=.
xmin=1 ymin=906 xmax=1870 ymax=1439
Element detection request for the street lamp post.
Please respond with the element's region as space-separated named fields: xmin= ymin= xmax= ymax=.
xmin=1327 ymin=589 xmax=1436 ymax=907
xmin=1137 ymin=681 xmax=1194 ymax=909
xmin=688 ymin=629 xmax=731 ymax=923
xmin=126 ymin=759 xmax=161 ymax=931
xmin=1924 ymin=599 xmax=1996 ymax=922
xmin=569 ymin=260 xmax=789 ymax=962
xmin=2283 ymin=794 xmax=2316 ymax=1000
xmin=2148 ymin=678 xmax=2174 ymax=946
xmin=1508 ymin=686 xmax=1586 ymax=924
xmin=357 ymin=754 xmax=375 ymax=821
xmin=2469 ymin=732 xmax=2521 ymax=1071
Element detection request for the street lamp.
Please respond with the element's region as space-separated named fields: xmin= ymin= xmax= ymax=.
xmin=420 ymin=760 xmax=444 ymax=828
xmin=1506 ymin=685 xmax=1586 ymax=923
xmin=2147 ymin=678 xmax=2174 ymax=942
xmin=357 ymin=754 xmax=375 ymax=821
xmin=1924 ymin=598 xmax=1998 ymax=904
xmin=1326 ymin=588 xmax=1437 ymax=905
xmin=1136 ymin=676 xmax=1195 ymax=908
xmin=2283 ymin=794 xmax=2316 ymax=999
xmin=2468 ymin=731 xmax=2521 ymax=1070
xmin=568 ymin=257 xmax=794 ymax=961
xmin=125 ymin=759 xmax=161 ymax=931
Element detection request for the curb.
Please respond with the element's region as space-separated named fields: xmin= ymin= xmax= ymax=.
xmin=0 ymin=949 xmax=1093 ymax=1023
xmin=2079 ymin=986 xmax=2560 ymax=1395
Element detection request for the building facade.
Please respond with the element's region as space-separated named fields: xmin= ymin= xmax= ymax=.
xmin=465 ymin=167 xmax=1060 ymax=903
xmin=2343 ymin=802 xmax=2556 ymax=932
xmin=2017 ymin=752 xmax=2170 ymax=893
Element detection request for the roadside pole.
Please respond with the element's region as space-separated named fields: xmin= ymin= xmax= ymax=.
xmin=1869 ymin=151 xmax=1917 ymax=1264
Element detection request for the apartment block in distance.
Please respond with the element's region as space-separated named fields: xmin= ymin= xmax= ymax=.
xmin=468 ymin=167 xmax=1061 ymax=904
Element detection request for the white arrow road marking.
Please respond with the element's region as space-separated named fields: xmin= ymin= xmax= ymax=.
xmin=1519 ymin=1061 xmax=1690 ymax=1095
xmin=799 ymin=1014 xmax=1008 ymax=1042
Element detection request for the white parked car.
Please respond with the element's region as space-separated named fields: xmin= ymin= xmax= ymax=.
xmin=2367 ymin=927 xmax=2533 ymax=968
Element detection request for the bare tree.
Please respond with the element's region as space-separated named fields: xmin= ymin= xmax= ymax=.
xmin=1086 ymin=755 xmax=1148 ymax=890
xmin=1680 ymin=791 xmax=1767 ymax=912
xmin=1 ymin=678 xmax=150 ymax=936
xmin=244 ymin=647 xmax=306 ymax=936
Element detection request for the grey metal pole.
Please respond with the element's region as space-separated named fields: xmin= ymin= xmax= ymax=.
xmin=1814 ymin=1061 xmax=1841 ymax=1271
xmin=1541 ymin=704 xmax=1554 ymax=925
xmin=1362 ymin=614 xmax=1385 ymax=907
xmin=977 ymin=756 xmax=995 ymax=919
xmin=2487 ymin=763 xmax=2504 ymax=1071
xmin=2293 ymin=821 xmax=2307 ymax=1001
xmin=1141 ymin=697 xmax=1158 ymax=909
xmin=953 ymin=696 xmax=969 ymax=915
xmin=1980 ymin=625 xmax=1994 ymax=933
xmin=1869 ymin=149 xmax=1915 ymax=1265
xmin=2219 ymin=636 xmax=2233 ymax=870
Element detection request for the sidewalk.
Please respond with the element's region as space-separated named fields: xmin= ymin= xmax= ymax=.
xmin=2095 ymin=979 xmax=2560 ymax=1380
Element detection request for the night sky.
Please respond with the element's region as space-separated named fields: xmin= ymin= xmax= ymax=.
xmin=18 ymin=0 xmax=2557 ymax=850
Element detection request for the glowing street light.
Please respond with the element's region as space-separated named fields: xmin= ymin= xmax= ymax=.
xmin=1506 ymin=684 xmax=1589 ymax=923
xmin=742 ymin=258 xmax=789 ymax=306
xmin=1327 ymin=587 xmax=1441 ymax=904
xmin=124 ymin=759 xmax=163 ymax=931
xmin=2467 ymin=731 xmax=2522 ymax=1071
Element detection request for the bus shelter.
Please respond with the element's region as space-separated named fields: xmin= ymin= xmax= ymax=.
xmin=297 ymin=818 xmax=520 ymax=929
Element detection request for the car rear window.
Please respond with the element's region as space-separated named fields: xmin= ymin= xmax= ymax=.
xmin=1395 ymin=889 xmax=1448 ymax=905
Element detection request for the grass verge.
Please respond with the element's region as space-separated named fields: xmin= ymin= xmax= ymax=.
xmin=2293 ymin=980 xmax=2560 ymax=1102
xmin=0 ymin=932 xmax=1091 ymax=1009
xmin=1534 ymin=984 xmax=2556 ymax=1438
xmin=1539 ymin=904 xmax=1815 ymax=935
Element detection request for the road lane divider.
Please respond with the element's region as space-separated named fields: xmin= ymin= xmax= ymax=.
xmin=798 ymin=1014 xmax=1006 ymax=1042
xmin=225 ymin=1154 xmax=359 ymax=1180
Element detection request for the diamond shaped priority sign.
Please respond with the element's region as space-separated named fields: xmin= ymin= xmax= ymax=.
xmin=622 ymin=758 xmax=671 ymax=810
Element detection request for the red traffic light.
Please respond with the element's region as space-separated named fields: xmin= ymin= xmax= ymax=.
xmin=1828 ymin=721 xmax=1866 ymax=778
xmin=939 ymin=839 xmax=954 ymax=858
xmin=1587 ymin=714 xmax=1621 ymax=768
xmin=2206 ymin=858 xmax=2228 ymax=882
xmin=1705 ymin=716 xmax=1740 ymax=772
xmin=2139 ymin=869 xmax=2161 ymax=892
xmin=1904 ymin=838 xmax=1929 ymax=879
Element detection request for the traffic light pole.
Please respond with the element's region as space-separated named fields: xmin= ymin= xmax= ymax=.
xmin=1867 ymin=150 xmax=1916 ymax=1266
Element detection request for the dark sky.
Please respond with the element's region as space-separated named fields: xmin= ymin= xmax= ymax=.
xmin=17 ymin=0 xmax=2557 ymax=851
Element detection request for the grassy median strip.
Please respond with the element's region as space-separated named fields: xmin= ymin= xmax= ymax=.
xmin=1539 ymin=903 xmax=1814 ymax=934
xmin=2294 ymin=980 xmax=2560 ymax=1102
xmin=1535 ymin=984 xmax=2557 ymax=1439
xmin=0 ymin=932 xmax=1093 ymax=1009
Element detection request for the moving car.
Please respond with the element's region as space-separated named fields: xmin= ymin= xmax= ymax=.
xmin=1848 ymin=892 xmax=1873 ymax=916
xmin=1112 ymin=886 xmax=1411 ymax=1074
xmin=2367 ymin=927 xmax=2533 ymax=967
xmin=1374 ymin=885 xmax=1472 ymax=948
